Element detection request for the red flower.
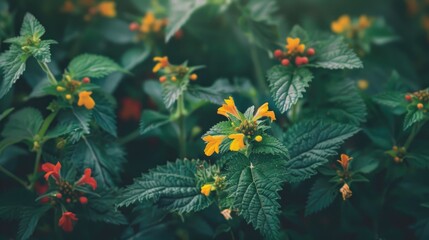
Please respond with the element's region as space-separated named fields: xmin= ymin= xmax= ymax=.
xmin=58 ymin=212 xmax=78 ymax=232
xmin=34 ymin=182 xmax=49 ymax=203
xmin=41 ymin=162 xmax=61 ymax=182
xmin=76 ymin=168 xmax=97 ymax=190
xmin=118 ymin=98 xmax=142 ymax=121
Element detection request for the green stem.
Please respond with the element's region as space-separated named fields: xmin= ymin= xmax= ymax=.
xmin=0 ymin=165 xmax=28 ymax=188
xmin=177 ymin=94 xmax=187 ymax=158
xmin=39 ymin=111 xmax=59 ymax=138
xmin=118 ymin=130 xmax=141 ymax=145
xmin=403 ymin=120 xmax=426 ymax=149
xmin=37 ymin=61 xmax=57 ymax=85
xmin=249 ymin=44 xmax=268 ymax=94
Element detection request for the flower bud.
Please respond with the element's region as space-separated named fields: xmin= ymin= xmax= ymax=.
xmin=417 ymin=103 xmax=424 ymax=109
xmin=405 ymin=95 xmax=412 ymax=101
xmin=66 ymin=198 xmax=71 ymax=203
xmin=56 ymin=193 xmax=63 ymax=199
xmin=56 ymin=86 xmax=66 ymax=92
xmin=159 ymin=76 xmax=167 ymax=82
xmin=171 ymin=76 xmax=177 ymax=81
xmin=79 ymin=196 xmax=88 ymax=204
xmin=281 ymin=59 xmax=290 ymax=66
xmin=307 ymin=48 xmax=316 ymax=56
xmin=82 ymin=77 xmax=90 ymax=83
xmin=129 ymin=22 xmax=139 ymax=31
xmin=190 ymin=74 xmax=198 ymax=81
xmin=273 ymin=49 xmax=283 ymax=58
xmin=65 ymin=94 xmax=72 ymax=100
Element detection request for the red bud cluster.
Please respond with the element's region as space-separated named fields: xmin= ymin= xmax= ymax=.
xmin=273 ymin=47 xmax=316 ymax=67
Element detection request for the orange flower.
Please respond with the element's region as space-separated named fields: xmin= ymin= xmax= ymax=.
xmin=97 ymin=2 xmax=116 ymax=18
xmin=200 ymin=183 xmax=215 ymax=196
xmin=202 ymin=135 xmax=225 ymax=156
xmin=286 ymin=37 xmax=305 ymax=55
xmin=340 ymin=183 xmax=352 ymax=200
xmin=41 ymin=162 xmax=61 ymax=182
xmin=217 ymin=97 xmax=241 ymax=119
xmin=119 ymin=98 xmax=142 ymax=121
xmin=76 ymin=168 xmax=97 ymax=190
xmin=58 ymin=212 xmax=78 ymax=232
xmin=152 ymin=56 xmax=169 ymax=73
xmin=220 ymin=209 xmax=232 ymax=220
xmin=358 ymin=15 xmax=371 ymax=29
xmin=77 ymin=91 xmax=95 ymax=110
xmin=331 ymin=15 xmax=351 ymax=34
xmin=253 ymin=102 xmax=276 ymax=122
xmin=228 ymin=133 xmax=246 ymax=151
xmin=337 ymin=154 xmax=352 ymax=171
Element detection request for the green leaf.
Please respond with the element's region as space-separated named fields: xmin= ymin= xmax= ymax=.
xmin=310 ymin=35 xmax=363 ymax=70
xmin=267 ymin=65 xmax=313 ymax=113
xmin=20 ymin=13 xmax=45 ymax=39
xmin=17 ymin=205 xmax=51 ymax=240
xmin=28 ymin=39 xmax=57 ymax=63
xmin=121 ymin=46 xmax=150 ymax=70
xmin=79 ymin=190 xmax=127 ymax=225
xmin=283 ymin=120 xmax=359 ymax=182
xmin=57 ymin=107 xmax=92 ymax=143
xmin=251 ymin=134 xmax=289 ymax=157
xmin=65 ymin=134 xmax=125 ymax=188
xmin=224 ymin=153 xmax=285 ymax=240
xmin=162 ymin=76 xmax=188 ymax=109
xmin=67 ymin=54 xmax=123 ymax=79
xmin=1 ymin=107 xmax=43 ymax=140
xmin=403 ymin=109 xmax=426 ymax=131
xmin=0 ymin=45 xmax=29 ymax=99
xmin=117 ymin=159 xmax=213 ymax=214
xmin=407 ymin=151 xmax=429 ymax=169
xmin=92 ymin=92 xmax=117 ymax=137
xmin=305 ymin=178 xmax=339 ymax=216
xmin=165 ymin=0 xmax=207 ymax=42
xmin=187 ymin=78 xmax=234 ymax=105
xmin=373 ymin=91 xmax=407 ymax=115
xmin=0 ymin=108 xmax=14 ymax=122
xmin=139 ymin=110 xmax=171 ymax=135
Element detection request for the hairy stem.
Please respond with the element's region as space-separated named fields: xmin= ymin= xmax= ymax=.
xmin=37 ymin=61 xmax=57 ymax=85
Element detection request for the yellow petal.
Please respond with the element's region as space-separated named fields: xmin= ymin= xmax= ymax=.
xmin=202 ymin=135 xmax=225 ymax=156
xmin=228 ymin=133 xmax=245 ymax=151
xmin=253 ymin=102 xmax=276 ymax=121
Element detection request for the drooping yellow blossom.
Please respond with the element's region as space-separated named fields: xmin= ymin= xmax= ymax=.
xmin=357 ymin=79 xmax=369 ymax=90
xmin=254 ymin=135 xmax=263 ymax=142
xmin=202 ymin=135 xmax=225 ymax=156
xmin=78 ymin=91 xmax=95 ymax=110
xmin=340 ymin=183 xmax=352 ymax=200
xmin=200 ymin=183 xmax=215 ymax=196
xmin=217 ymin=97 xmax=241 ymax=119
xmin=358 ymin=15 xmax=371 ymax=29
xmin=228 ymin=133 xmax=246 ymax=151
xmin=140 ymin=12 xmax=167 ymax=33
xmin=253 ymin=102 xmax=276 ymax=122
xmin=286 ymin=37 xmax=305 ymax=55
xmin=331 ymin=15 xmax=351 ymax=34
xmin=220 ymin=209 xmax=232 ymax=220
xmin=152 ymin=56 xmax=169 ymax=73
xmin=97 ymin=2 xmax=116 ymax=18
xmin=62 ymin=1 xmax=75 ymax=13
xmin=337 ymin=154 xmax=352 ymax=171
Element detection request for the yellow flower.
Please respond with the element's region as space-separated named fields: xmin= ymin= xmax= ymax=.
xmin=200 ymin=183 xmax=214 ymax=196
xmin=152 ymin=56 xmax=169 ymax=73
xmin=254 ymin=135 xmax=263 ymax=142
xmin=339 ymin=183 xmax=352 ymax=200
xmin=141 ymin=12 xmax=156 ymax=33
xmin=286 ymin=37 xmax=305 ymax=55
xmin=217 ymin=97 xmax=241 ymax=119
xmin=56 ymin=86 xmax=66 ymax=92
xmin=97 ymin=2 xmax=116 ymax=18
xmin=357 ymin=79 xmax=369 ymax=90
xmin=337 ymin=154 xmax=352 ymax=171
xmin=202 ymin=135 xmax=225 ymax=156
xmin=77 ymin=91 xmax=95 ymax=110
xmin=331 ymin=15 xmax=351 ymax=34
xmin=253 ymin=102 xmax=276 ymax=122
xmin=228 ymin=133 xmax=245 ymax=151
xmin=358 ymin=15 xmax=371 ymax=29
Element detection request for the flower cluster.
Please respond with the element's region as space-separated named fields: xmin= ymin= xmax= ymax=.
xmin=331 ymin=15 xmax=371 ymax=38
xmin=40 ymin=162 xmax=97 ymax=232
xmin=405 ymin=89 xmax=429 ymax=112
xmin=152 ymin=56 xmax=198 ymax=83
xmin=202 ymin=97 xmax=276 ymax=156
xmin=386 ymin=145 xmax=407 ymax=163
xmin=54 ymin=76 xmax=96 ymax=110
xmin=129 ymin=12 xmax=168 ymax=39
xmin=336 ymin=154 xmax=353 ymax=200
xmin=273 ymin=37 xmax=315 ymax=67
xmin=61 ymin=0 xmax=116 ymax=20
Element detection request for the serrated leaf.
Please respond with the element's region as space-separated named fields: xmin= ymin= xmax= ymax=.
xmin=1 ymin=107 xmax=43 ymax=140
xmin=67 ymin=54 xmax=123 ymax=79
xmin=251 ymin=134 xmax=289 ymax=157
xmin=20 ymin=13 xmax=45 ymax=39
xmin=0 ymin=45 xmax=28 ymax=99
xmin=403 ymin=109 xmax=426 ymax=131
xmin=283 ymin=120 xmax=359 ymax=182
xmin=139 ymin=110 xmax=171 ymax=135
xmin=117 ymin=159 xmax=212 ymax=214
xmin=92 ymin=92 xmax=117 ymax=137
xmin=162 ymin=77 xmax=188 ymax=110
xmin=17 ymin=205 xmax=51 ymax=240
xmin=187 ymin=78 xmax=234 ymax=105
xmin=305 ymin=178 xmax=339 ymax=216
xmin=373 ymin=91 xmax=407 ymax=115
xmin=57 ymin=107 xmax=92 ymax=142
xmin=267 ymin=66 xmax=313 ymax=113
xmin=79 ymin=190 xmax=127 ymax=225
xmin=29 ymin=39 xmax=57 ymax=63
xmin=310 ymin=35 xmax=363 ymax=69
xmin=165 ymin=0 xmax=207 ymax=42
xmin=224 ymin=153 xmax=285 ymax=240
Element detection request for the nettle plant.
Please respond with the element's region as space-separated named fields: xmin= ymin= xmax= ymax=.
xmin=0 ymin=14 xmax=126 ymax=238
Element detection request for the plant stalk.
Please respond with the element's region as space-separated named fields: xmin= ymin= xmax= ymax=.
xmin=37 ymin=61 xmax=57 ymax=85
xmin=177 ymin=94 xmax=187 ymax=158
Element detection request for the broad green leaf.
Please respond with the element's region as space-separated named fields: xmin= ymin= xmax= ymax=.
xmin=373 ymin=91 xmax=407 ymax=115
xmin=121 ymin=46 xmax=150 ymax=70
xmin=224 ymin=153 xmax=285 ymax=240
xmin=57 ymin=107 xmax=92 ymax=143
xmin=117 ymin=159 xmax=213 ymax=214
xmin=267 ymin=65 xmax=313 ymax=113
xmin=403 ymin=109 xmax=427 ymax=131
xmin=92 ymin=92 xmax=117 ymax=137
xmin=310 ymin=35 xmax=363 ymax=70
xmin=143 ymin=80 xmax=165 ymax=110
xmin=187 ymin=78 xmax=234 ymax=105
xmin=239 ymin=16 xmax=279 ymax=53
xmin=251 ymin=134 xmax=289 ymax=157
xmin=407 ymin=151 xmax=429 ymax=169
xmin=162 ymin=76 xmax=189 ymax=109
xmin=20 ymin=13 xmax=45 ymax=39
xmin=17 ymin=205 xmax=51 ymax=240
xmin=0 ymin=45 xmax=28 ymax=99
xmin=139 ymin=110 xmax=171 ymax=135
xmin=245 ymin=0 xmax=278 ymax=23
xmin=165 ymin=0 xmax=207 ymax=42
xmin=305 ymin=178 xmax=339 ymax=216
xmin=79 ymin=190 xmax=127 ymax=225
xmin=67 ymin=54 xmax=123 ymax=79
xmin=28 ymin=39 xmax=57 ymax=63
xmin=348 ymin=154 xmax=379 ymax=174
xmin=1 ymin=107 xmax=43 ymax=140
xmin=283 ymin=120 xmax=359 ymax=182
